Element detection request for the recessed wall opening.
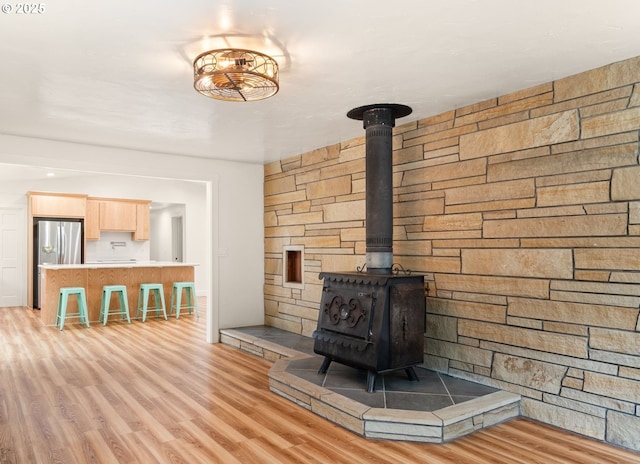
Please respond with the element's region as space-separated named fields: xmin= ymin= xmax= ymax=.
xmin=283 ymin=245 xmax=304 ymax=289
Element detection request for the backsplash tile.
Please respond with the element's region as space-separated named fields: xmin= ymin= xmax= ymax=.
xmin=85 ymin=231 xmax=150 ymax=262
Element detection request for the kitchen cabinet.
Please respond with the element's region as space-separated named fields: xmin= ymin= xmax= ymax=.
xmin=133 ymin=202 xmax=150 ymax=241
xmin=86 ymin=197 xmax=151 ymax=240
xmin=28 ymin=192 xmax=87 ymax=218
xmin=85 ymin=199 xmax=100 ymax=240
xmin=99 ymin=200 xmax=137 ymax=231
xmin=27 ymin=192 xmax=150 ymax=242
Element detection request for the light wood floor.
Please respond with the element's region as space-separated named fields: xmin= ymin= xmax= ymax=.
xmin=1 ymin=307 xmax=638 ymax=464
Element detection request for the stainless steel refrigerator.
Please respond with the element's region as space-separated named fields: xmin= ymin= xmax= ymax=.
xmin=33 ymin=218 xmax=84 ymax=308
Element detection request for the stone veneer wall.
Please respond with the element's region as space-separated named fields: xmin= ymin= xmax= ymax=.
xmin=264 ymin=56 xmax=640 ymax=450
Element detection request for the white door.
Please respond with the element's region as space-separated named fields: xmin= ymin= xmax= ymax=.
xmin=0 ymin=208 xmax=23 ymax=307
xmin=171 ymin=216 xmax=184 ymax=262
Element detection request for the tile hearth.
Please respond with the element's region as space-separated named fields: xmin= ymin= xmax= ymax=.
xmin=220 ymin=326 xmax=521 ymax=443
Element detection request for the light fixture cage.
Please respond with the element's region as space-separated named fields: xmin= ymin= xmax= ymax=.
xmin=193 ymin=48 xmax=279 ymax=102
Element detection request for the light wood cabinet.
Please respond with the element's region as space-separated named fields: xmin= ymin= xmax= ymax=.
xmin=85 ymin=199 xmax=101 ymax=240
xmin=99 ymin=200 xmax=137 ymax=231
xmin=27 ymin=192 xmax=151 ymax=243
xmin=133 ymin=202 xmax=150 ymax=241
xmin=28 ymin=192 xmax=87 ymax=218
xmin=86 ymin=197 xmax=151 ymax=240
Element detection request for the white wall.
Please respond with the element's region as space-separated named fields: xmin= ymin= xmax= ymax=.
xmin=150 ymin=204 xmax=186 ymax=262
xmin=0 ymin=133 xmax=265 ymax=341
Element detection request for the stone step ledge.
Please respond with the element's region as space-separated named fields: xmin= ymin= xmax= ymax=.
xmin=220 ymin=328 xmax=301 ymax=361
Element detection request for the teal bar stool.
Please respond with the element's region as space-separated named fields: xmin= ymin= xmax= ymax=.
xmin=99 ymin=285 xmax=131 ymax=325
xmin=56 ymin=287 xmax=90 ymax=331
xmin=136 ymin=283 xmax=167 ymax=322
xmin=170 ymin=282 xmax=199 ymax=319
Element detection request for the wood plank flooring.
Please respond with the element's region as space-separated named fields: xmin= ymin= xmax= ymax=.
xmin=0 ymin=306 xmax=638 ymax=463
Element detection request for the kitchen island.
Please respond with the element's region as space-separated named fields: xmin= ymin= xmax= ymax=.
xmin=38 ymin=261 xmax=198 ymax=325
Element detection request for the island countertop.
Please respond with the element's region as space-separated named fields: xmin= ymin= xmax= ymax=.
xmin=39 ymin=261 xmax=199 ymax=270
xmin=39 ymin=262 xmax=197 ymax=325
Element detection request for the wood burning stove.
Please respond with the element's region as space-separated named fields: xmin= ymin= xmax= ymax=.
xmin=315 ymin=272 xmax=425 ymax=392
xmin=313 ymin=103 xmax=426 ymax=392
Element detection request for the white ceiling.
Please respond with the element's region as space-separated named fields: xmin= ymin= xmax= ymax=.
xmin=1 ymin=0 xmax=640 ymax=168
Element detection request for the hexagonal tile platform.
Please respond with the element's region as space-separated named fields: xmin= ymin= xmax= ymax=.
xmin=221 ymin=326 xmax=520 ymax=443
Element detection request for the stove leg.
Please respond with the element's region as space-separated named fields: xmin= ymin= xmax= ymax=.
xmin=405 ymin=367 xmax=419 ymax=382
xmin=318 ymin=356 xmax=332 ymax=374
xmin=366 ymin=371 xmax=376 ymax=393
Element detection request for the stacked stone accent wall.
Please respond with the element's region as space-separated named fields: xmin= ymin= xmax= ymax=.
xmin=264 ymin=56 xmax=640 ymax=450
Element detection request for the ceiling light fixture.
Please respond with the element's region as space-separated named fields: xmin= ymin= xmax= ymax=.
xmin=193 ymin=48 xmax=279 ymax=102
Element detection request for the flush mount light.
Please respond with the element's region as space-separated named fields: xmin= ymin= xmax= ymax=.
xmin=193 ymin=48 xmax=279 ymax=102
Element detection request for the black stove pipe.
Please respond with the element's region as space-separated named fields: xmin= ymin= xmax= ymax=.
xmin=347 ymin=103 xmax=412 ymax=274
